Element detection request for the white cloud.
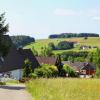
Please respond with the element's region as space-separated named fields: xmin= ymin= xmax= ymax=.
xmin=92 ymin=16 xmax=100 ymax=21
xmin=54 ymin=8 xmax=78 ymax=16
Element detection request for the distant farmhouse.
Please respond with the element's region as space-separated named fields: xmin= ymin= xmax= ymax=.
xmin=80 ymin=45 xmax=98 ymax=50
xmin=80 ymin=45 xmax=91 ymax=50
xmin=62 ymin=61 xmax=96 ymax=78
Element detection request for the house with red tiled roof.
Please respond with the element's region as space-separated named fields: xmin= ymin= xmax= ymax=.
xmin=62 ymin=61 xmax=96 ymax=78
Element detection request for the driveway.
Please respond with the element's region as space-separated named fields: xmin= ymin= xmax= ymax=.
xmin=0 ymin=84 xmax=32 ymax=100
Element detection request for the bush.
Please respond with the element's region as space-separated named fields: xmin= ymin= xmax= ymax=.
xmin=31 ymin=46 xmax=38 ymax=56
xmin=33 ymin=64 xmax=58 ymax=78
xmin=67 ymin=56 xmax=85 ymax=62
xmin=61 ymin=51 xmax=88 ymax=61
xmin=30 ymin=73 xmax=38 ymax=79
xmin=68 ymin=56 xmax=74 ymax=62
xmin=57 ymin=41 xmax=74 ymax=50
xmin=40 ymin=46 xmax=53 ymax=57
xmin=48 ymin=42 xmax=55 ymax=50
xmin=74 ymin=57 xmax=86 ymax=62
xmin=95 ymin=68 xmax=100 ymax=78
xmin=62 ymin=65 xmax=77 ymax=77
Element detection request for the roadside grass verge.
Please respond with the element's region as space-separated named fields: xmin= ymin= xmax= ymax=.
xmin=6 ymin=80 xmax=19 ymax=85
xmin=26 ymin=78 xmax=100 ymax=100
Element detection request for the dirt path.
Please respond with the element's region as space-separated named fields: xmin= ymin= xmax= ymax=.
xmin=0 ymin=84 xmax=32 ymax=100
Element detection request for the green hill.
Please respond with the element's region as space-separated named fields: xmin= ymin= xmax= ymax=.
xmin=24 ymin=37 xmax=100 ymax=54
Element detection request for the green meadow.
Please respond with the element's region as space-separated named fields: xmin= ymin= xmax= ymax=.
xmin=26 ymin=78 xmax=100 ymax=100
xmin=25 ymin=37 xmax=100 ymax=54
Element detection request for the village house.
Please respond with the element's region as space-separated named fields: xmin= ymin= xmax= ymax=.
xmin=0 ymin=35 xmax=62 ymax=80
xmin=0 ymin=35 xmax=39 ymax=80
xmin=0 ymin=52 xmax=62 ymax=80
xmin=0 ymin=46 xmax=40 ymax=80
xmin=36 ymin=56 xmax=62 ymax=67
xmin=62 ymin=61 xmax=96 ymax=78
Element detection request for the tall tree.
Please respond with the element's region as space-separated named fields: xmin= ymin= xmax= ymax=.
xmin=86 ymin=52 xmax=94 ymax=63
xmin=93 ymin=48 xmax=100 ymax=69
xmin=0 ymin=13 xmax=8 ymax=36
xmin=23 ymin=59 xmax=33 ymax=77
xmin=31 ymin=46 xmax=38 ymax=56
xmin=48 ymin=42 xmax=55 ymax=50
xmin=0 ymin=13 xmax=10 ymax=56
xmin=40 ymin=46 xmax=53 ymax=57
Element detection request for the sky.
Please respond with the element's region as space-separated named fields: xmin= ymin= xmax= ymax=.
xmin=0 ymin=0 xmax=100 ymax=39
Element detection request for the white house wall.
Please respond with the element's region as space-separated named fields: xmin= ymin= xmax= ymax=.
xmin=10 ymin=69 xmax=23 ymax=80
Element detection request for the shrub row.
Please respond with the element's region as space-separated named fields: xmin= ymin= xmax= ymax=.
xmin=30 ymin=64 xmax=77 ymax=78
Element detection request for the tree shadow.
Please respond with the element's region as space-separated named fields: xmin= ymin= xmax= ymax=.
xmin=0 ymin=85 xmax=25 ymax=90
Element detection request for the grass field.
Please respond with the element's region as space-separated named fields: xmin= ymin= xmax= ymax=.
xmin=26 ymin=78 xmax=100 ymax=100
xmin=25 ymin=37 xmax=100 ymax=54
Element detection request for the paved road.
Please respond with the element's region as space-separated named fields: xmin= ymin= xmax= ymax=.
xmin=0 ymin=84 xmax=32 ymax=100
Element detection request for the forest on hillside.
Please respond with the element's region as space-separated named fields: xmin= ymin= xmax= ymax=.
xmin=49 ymin=33 xmax=99 ymax=39
xmin=11 ymin=35 xmax=35 ymax=48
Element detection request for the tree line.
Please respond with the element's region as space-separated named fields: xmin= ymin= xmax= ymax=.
xmin=49 ymin=33 xmax=99 ymax=39
xmin=11 ymin=35 xmax=35 ymax=48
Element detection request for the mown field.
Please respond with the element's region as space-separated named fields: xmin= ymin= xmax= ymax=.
xmin=25 ymin=37 xmax=100 ymax=54
xmin=26 ymin=78 xmax=100 ymax=100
